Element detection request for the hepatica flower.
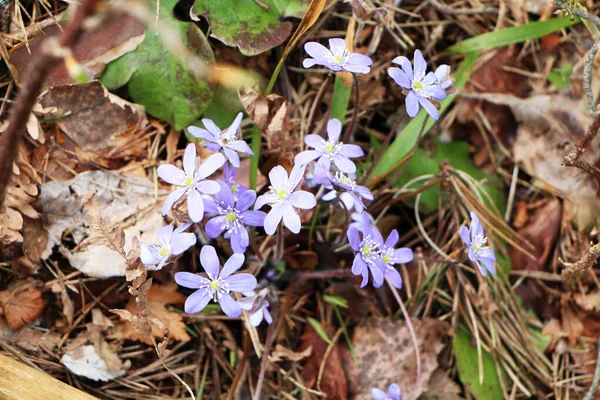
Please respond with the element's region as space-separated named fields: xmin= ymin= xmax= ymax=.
xmin=372 ymin=383 xmax=402 ymax=400
xmin=388 ymin=49 xmax=448 ymax=120
xmin=255 ymin=164 xmax=317 ymax=235
xmin=378 ymin=229 xmax=413 ymax=288
xmin=223 ymin=162 xmax=247 ymax=201
xmin=460 ymin=211 xmax=496 ymax=277
xmin=295 ymin=118 xmax=364 ymax=182
xmin=204 ymin=181 xmax=266 ymax=254
xmin=303 ymin=38 xmax=373 ymax=74
xmin=188 ymin=113 xmax=253 ymax=168
xmin=174 ymin=246 xmax=257 ymax=317
xmin=158 ymin=143 xmax=225 ymax=222
xmin=322 ymin=170 xmax=373 ymax=213
xmin=237 ymin=288 xmax=272 ymax=326
xmin=347 ymin=214 xmax=385 ymax=288
xmin=140 ymin=224 xmax=196 ymax=270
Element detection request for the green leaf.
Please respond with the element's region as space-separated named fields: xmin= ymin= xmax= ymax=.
xmin=454 ymin=328 xmax=506 ymax=400
xmin=369 ymin=52 xmax=478 ymax=182
xmin=192 ymin=0 xmax=310 ymax=56
xmin=447 ymin=17 xmax=580 ymax=55
xmin=398 ymin=138 xmax=505 ymax=214
xmin=307 ymin=317 xmax=332 ymax=345
xmin=323 ymin=294 xmax=348 ymax=308
xmin=100 ymin=0 xmax=214 ymax=130
xmin=529 ymin=326 xmax=552 ymax=352
xmin=547 ymin=63 xmax=573 ymax=89
xmin=331 ymin=75 xmax=352 ymax=121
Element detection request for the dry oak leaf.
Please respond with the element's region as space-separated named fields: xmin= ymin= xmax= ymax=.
xmin=0 ymin=279 xmax=46 ymax=329
xmin=117 ymin=283 xmax=190 ymax=344
xmin=342 ymin=317 xmax=451 ymax=400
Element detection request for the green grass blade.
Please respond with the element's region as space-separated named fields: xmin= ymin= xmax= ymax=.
xmin=448 ymin=16 xmax=580 ymax=54
xmin=331 ymin=75 xmax=352 ymax=121
xmin=307 ymin=317 xmax=332 ymax=345
xmin=369 ymin=51 xmax=479 ymax=182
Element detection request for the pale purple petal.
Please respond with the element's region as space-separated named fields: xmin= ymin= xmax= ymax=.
xmin=255 ymin=193 xmax=277 ymax=210
xmin=478 ymin=247 xmax=496 ymax=262
xmin=200 ymin=245 xmax=221 ymax=279
xmin=140 ymin=243 xmax=161 ymax=266
xmin=371 ymin=388 xmax=389 ymax=400
xmin=205 ymin=217 xmax=226 ymax=238
xmin=219 ymin=253 xmax=245 ymax=278
xmin=269 ymin=166 xmax=289 ymax=190
xmin=241 ymin=210 xmax=266 ymax=226
xmin=327 ymin=118 xmax=342 ymax=143
xmin=343 ymin=60 xmax=371 ymax=74
xmin=187 ymin=189 xmax=205 ymax=222
xmin=215 ymin=180 xmax=234 ymax=207
xmin=224 ymin=112 xmax=243 ymax=138
xmin=418 ymin=97 xmax=439 ymax=120
xmin=370 ymin=263 xmax=384 ymax=287
xmin=328 ymin=38 xmax=347 ymax=55
xmin=481 ymin=257 xmax=496 ymax=275
xmin=385 ymin=268 xmax=403 ymax=288
xmin=219 ymin=292 xmax=242 ymax=318
xmin=393 ymin=248 xmax=414 ymax=264
xmin=340 ymin=192 xmax=355 ymax=211
xmin=171 ymin=232 xmax=196 ymax=255
xmin=392 ymin=55 xmax=412 ymax=78
xmin=203 ymin=197 xmax=219 ymax=215
xmin=303 ymin=58 xmax=319 ymax=68
xmin=196 ymin=153 xmax=226 ymax=179
xmin=184 ymin=290 xmax=212 ymax=314
xmin=413 ymin=49 xmax=426 ymax=74
xmin=282 ymin=201 xmax=301 ymax=233
xmin=183 ymin=143 xmax=197 ymax=177
xmin=288 ymin=190 xmax=317 ymax=209
xmin=295 ymin=150 xmax=321 ymax=166
xmin=430 ymin=85 xmax=447 ymax=101
xmin=188 ymin=126 xmax=217 ymax=143
xmin=161 ymin=187 xmax=187 ymax=215
xmin=339 ymin=144 xmax=364 ymax=158
xmin=459 ymin=225 xmax=471 ymax=246
xmin=230 ymin=229 xmax=249 ymax=253
xmin=388 ymin=383 xmax=401 ymax=400
xmin=322 ymin=190 xmax=337 ymax=202
xmin=264 ymin=203 xmax=283 ymax=235
xmin=470 ymin=211 xmax=484 ymax=237
xmin=332 ymin=155 xmax=357 ymax=173
xmin=157 ymin=164 xmax=186 ymax=185
xmin=157 ymin=225 xmax=174 ymax=245
xmin=201 ymin=118 xmax=222 ymax=136
xmin=236 ymin=189 xmax=256 ymax=212
xmin=388 ymin=67 xmax=411 ymax=89
xmin=225 ymin=273 xmax=257 ymax=292
xmin=352 ymin=254 xmax=366 ymax=275
xmin=263 ymin=308 xmax=273 ymax=324
xmin=224 ymin=147 xmax=241 ymax=168
xmin=174 ymin=271 xmax=205 ymax=289
xmin=347 ymin=227 xmax=361 ymax=251
xmin=249 ymin=309 xmax=264 ymax=326
xmin=346 ymin=53 xmax=373 ymax=68
xmin=206 ymin=143 xmax=221 ymax=152
xmin=305 ymin=134 xmax=327 ymax=149
xmin=288 ymin=163 xmax=307 ymax=189
xmin=385 ymin=230 xmax=399 ymax=248
xmin=405 ymin=91 xmax=419 ymax=117
xmin=196 ymin=180 xmax=220 ymax=195
xmin=229 ymin=140 xmax=253 ymax=155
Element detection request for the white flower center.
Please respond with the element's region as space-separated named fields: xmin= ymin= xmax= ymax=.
xmin=360 ymin=235 xmax=380 ymax=264
xmin=269 ymin=186 xmax=289 ymax=202
xmin=202 ymin=277 xmax=230 ymax=302
xmin=324 ymin=140 xmax=342 ymax=156
xmin=217 ymin=205 xmax=243 ymax=233
xmin=327 ymin=49 xmax=349 ymax=67
xmin=411 ymin=71 xmax=435 ymax=99
xmin=184 ymin=177 xmax=194 ymax=187
xmin=470 ymin=234 xmax=488 ymax=255
xmin=335 ymin=172 xmax=356 ymax=190
xmin=159 ymin=247 xmax=170 ymax=257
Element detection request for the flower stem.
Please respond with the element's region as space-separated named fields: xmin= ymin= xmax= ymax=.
xmin=385 ymin=276 xmax=421 ymax=383
xmin=273 ymin=224 xmax=285 ymax=262
xmin=253 ymin=308 xmax=277 ymax=400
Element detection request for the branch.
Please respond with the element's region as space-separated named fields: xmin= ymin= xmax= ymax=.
xmin=428 ymin=0 xmax=496 ymax=15
xmin=0 ymin=0 xmax=101 ymax=209
xmin=562 ymin=111 xmax=600 ymax=197
xmin=584 ymin=43 xmax=599 ymax=118
xmin=562 ymin=242 xmax=600 ymax=277
xmin=553 ymin=0 xmax=600 ymax=28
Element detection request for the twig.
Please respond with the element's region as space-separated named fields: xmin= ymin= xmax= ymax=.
xmin=428 ymin=0 xmax=496 ymax=15
xmin=253 ymin=311 xmax=277 ymax=400
xmin=554 ymin=0 xmax=600 ymax=29
xmin=562 ymin=242 xmax=600 ymax=277
xmin=385 ymin=276 xmax=421 ymax=383
xmin=562 ymin=112 xmax=600 ymax=197
xmin=584 ymin=43 xmax=599 ymax=118
xmin=584 ymin=336 xmax=600 ymax=400
xmin=0 ymin=0 xmax=101 ymax=209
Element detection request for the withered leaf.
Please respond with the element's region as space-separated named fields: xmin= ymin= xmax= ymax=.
xmin=0 ymin=279 xmax=46 ymax=329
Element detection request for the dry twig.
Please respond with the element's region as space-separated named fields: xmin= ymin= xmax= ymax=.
xmin=562 ymin=112 xmax=600 ymax=197
xmin=561 ymin=242 xmax=600 ymax=277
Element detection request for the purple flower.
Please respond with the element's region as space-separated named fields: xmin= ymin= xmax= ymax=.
xmin=460 ymin=211 xmax=496 ymax=277
xmin=237 ymin=288 xmax=272 ymax=326
xmin=377 ymin=229 xmax=413 ymax=289
xmin=303 ymin=38 xmax=373 ymax=74
xmin=322 ymin=170 xmax=373 ymax=213
xmin=174 ymin=246 xmax=257 ymax=317
xmin=350 ymin=211 xmax=374 ymax=230
xmin=203 ymin=181 xmax=266 ymax=254
xmin=255 ymin=164 xmax=317 ymax=235
xmin=188 ymin=113 xmax=253 ymax=168
xmin=140 ymin=224 xmax=196 ymax=270
xmin=388 ymin=49 xmax=447 ymax=120
xmin=372 ymin=383 xmax=401 ymax=400
xmin=223 ymin=162 xmax=248 ymax=202
xmin=347 ymin=213 xmax=385 ymax=288
xmin=295 ymin=118 xmax=364 ymax=182
xmin=157 ymin=143 xmax=225 ymax=222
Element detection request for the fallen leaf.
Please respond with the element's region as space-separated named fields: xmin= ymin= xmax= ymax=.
xmin=61 ymin=345 xmax=126 ymax=382
xmin=40 ymin=81 xmax=148 ymax=159
xmin=298 ymin=323 xmax=347 ymax=399
xmin=342 ymin=317 xmax=450 ymax=400
xmin=0 ymin=279 xmax=46 ymax=329
xmin=574 ymin=291 xmax=600 ymax=312
xmin=12 ymin=328 xmax=61 ymax=353
xmin=117 ymin=283 xmax=190 ymax=344
xmin=423 ymin=369 xmax=463 ymax=400
xmin=270 ymin=344 xmax=312 ymax=362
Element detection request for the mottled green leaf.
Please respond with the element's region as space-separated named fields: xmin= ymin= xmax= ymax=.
xmin=192 ymin=0 xmax=310 ymax=56
xmin=101 ymin=0 xmax=214 ymax=130
xmin=454 ymin=328 xmax=505 ymax=400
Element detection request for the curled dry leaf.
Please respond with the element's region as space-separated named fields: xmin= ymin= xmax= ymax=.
xmin=342 ymin=317 xmax=451 ymax=400
xmin=40 ymin=81 xmax=148 ymax=159
xmin=12 ymin=328 xmax=61 ymax=353
xmin=61 ymin=345 xmax=127 ymax=382
xmin=113 ymin=283 xmax=190 ymax=345
xmin=0 ymin=279 xmax=46 ymax=329
xmin=270 ymin=344 xmax=312 ymax=362
xmin=0 ymin=142 xmax=41 ymax=245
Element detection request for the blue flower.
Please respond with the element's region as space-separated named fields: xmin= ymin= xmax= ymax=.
xmin=303 ymin=38 xmax=373 ymax=74
xmin=175 ymin=246 xmax=257 ymax=317
xmin=372 ymin=383 xmax=401 ymax=400
xmin=377 ymin=229 xmax=413 ymax=289
xmin=321 ymin=170 xmax=373 ymax=213
xmin=347 ymin=213 xmax=385 ymax=288
xmin=237 ymin=289 xmax=272 ymax=326
xmin=388 ymin=49 xmax=447 ymax=120
xmin=460 ymin=211 xmax=496 ymax=276
xmin=140 ymin=223 xmax=196 ymax=270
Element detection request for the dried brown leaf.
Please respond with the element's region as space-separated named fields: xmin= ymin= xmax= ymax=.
xmin=0 ymin=279 xmax=46 ymax=329
xmin=81 ymin=191 xmax=126 ymax=256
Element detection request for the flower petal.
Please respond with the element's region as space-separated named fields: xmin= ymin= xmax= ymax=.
xmin=200 ymin=245 xmax=221 ymax=279
xmin=161 ymin=187 xmax=187 ymax=215
xmin=459 ymin=225 xmax=471 ymax=246
xmin=214 ymin=180 xmax=234 ymax=208
xmin=241 ymin=210 xmax=266 ymax=226
xmin=333 ymin=155 xmax=357 ymax=173
xmin=219 ymin=292 xmax=242 ymax=318
xmin=470 ymin=211 xmax=484 ymax=237
xmin=220 ymin=253 xmax=245 ymax=278
xmin=328 ymin=38 xmax=347 ymax=55
xmin=282 ymin=201 xmax=301 ymax=233
xmin=413 ymin=49 xmax=427 ymax=74
xmin=196 ymin=153 xmax=226 ymax=179
xmin=405 ymin=91 xmax=419 ymax=117
xmin=157 ymin=164 xmax=185 ymax=185
xmin=339 ymin=144 xmax=364 ymax=158
xmin=393 ymin=248 xmax=414 ymax=264
xmin=347 ymin=226 xmax=361 ymax=251
xmin=385 ymin=268 xmax=403 ymax=288
xmin=263 ymin=203 xmax=283 ymax=235
xmin=225 ymin=273 xmax=257 ymax=292
xmin=268 ymin=165 xmax=289 ymax=190
xmin=255 ymin=193 xmax=277 ymax=210
xmin=140 ymin=243 xmax=161 ymax=266
xmin=388 ymin=67 xmax=411 ymax=88
xmin=184 ymin=290 xmax=212 ymax=314
xmin=205 ymin=217 xmax=226 ymax=238
xmin=304 ymin=41 xmax=331 ymax=62
xmin=385 ymin=229 xmax=399 ymax=249
xmin=174 ymin=271 xmax=205 ymax=289
xmin=236 ymin=189 xmax=256 ymax=212
xmin=157 ymin=224 xmax=174 ymax=246
xmin=183 ymin=143 xmax=197 ymax=177
xmin=201 ymin=118 xmax=222 ymax=136
xmin=249 ymin=309 xmax=264 ymax=326
xmin=305 ymin=134 xmax=327 ymax=149
xmin=196 ymin=180 xmax=221 ymax=195
xmin=171 ymin=232 xmax=196 ymax=255
xmin=224 ymin=147 xmax=240 ymax=168
xmin=371 ymin=388 xmax=389 ymax=400
xmin=224 ymin=112 xmax=243 ymax=139
xmin=187 ymin=188 xmax=205 ymax=222
xmin=295 ymin=150 xmax=321 ymax=166
xmin=370 ymin=263 xmax=384 ymax=287
xmin=352 ymin=254 xmax=366 ymax=275
xmin=287 ymin=190 xmax=317 ymax=209
xmin=392 ymin=55 xmax=413 ymax=78
xmin=229 ymin=140 xmax=253 ymax=155
xmin=417 ymin=95 xmax=439 ymax=120
xmin=327 ymin=118 xmax=343 ymax=143
xmin=188 ymin=126 xmax=217 ymax=142
xmin=388 ymin=383 xmax=401 ymax=400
